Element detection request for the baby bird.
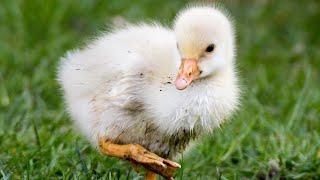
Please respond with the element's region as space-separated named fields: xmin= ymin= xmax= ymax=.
xmin=58 ymin=5 xmax=239 ymax=179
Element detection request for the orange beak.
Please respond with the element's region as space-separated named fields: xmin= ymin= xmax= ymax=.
xmin=174 ymin=58 xmax=201 ymax=90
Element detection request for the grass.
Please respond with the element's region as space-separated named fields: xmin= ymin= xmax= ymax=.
xmin=1 ymin=0 xmax=320 ymax=179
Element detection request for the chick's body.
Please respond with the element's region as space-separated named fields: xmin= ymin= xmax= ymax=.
xmin=59 ymin=25 xmax=181 ymax=158
xmin=58 ymin=8 xmax=239 ymax=159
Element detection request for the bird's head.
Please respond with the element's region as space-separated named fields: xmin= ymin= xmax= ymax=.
xmin=173 ymin=6 xmax=235 ymax=90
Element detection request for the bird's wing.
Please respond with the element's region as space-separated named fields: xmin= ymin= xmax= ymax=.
xmin=99 ymin=73 xmax=145 ymax=111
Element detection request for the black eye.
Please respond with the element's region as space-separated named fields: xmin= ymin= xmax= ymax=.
xmin=205 ymin=44 xmax=215 ymax=52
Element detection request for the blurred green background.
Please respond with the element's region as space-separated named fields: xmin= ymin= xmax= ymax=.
xmin=0 ymin=0 xmax=319 ymax=179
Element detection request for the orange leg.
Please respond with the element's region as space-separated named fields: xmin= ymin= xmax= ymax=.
xmin=98 ymin=137 xmax=180 ymax=179
xmin=145 ymin=170 xmax=157 ymax=180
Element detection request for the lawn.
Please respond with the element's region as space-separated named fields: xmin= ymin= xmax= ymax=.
xmin=0 ymin=0 xmax=320 ymax=179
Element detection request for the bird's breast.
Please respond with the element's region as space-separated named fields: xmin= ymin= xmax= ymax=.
xmin=143 ymin=79 xmax=214 ymax=136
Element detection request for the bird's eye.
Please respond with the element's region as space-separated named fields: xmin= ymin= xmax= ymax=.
xmin=205 ymin=44 xmax=215 ymax=53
